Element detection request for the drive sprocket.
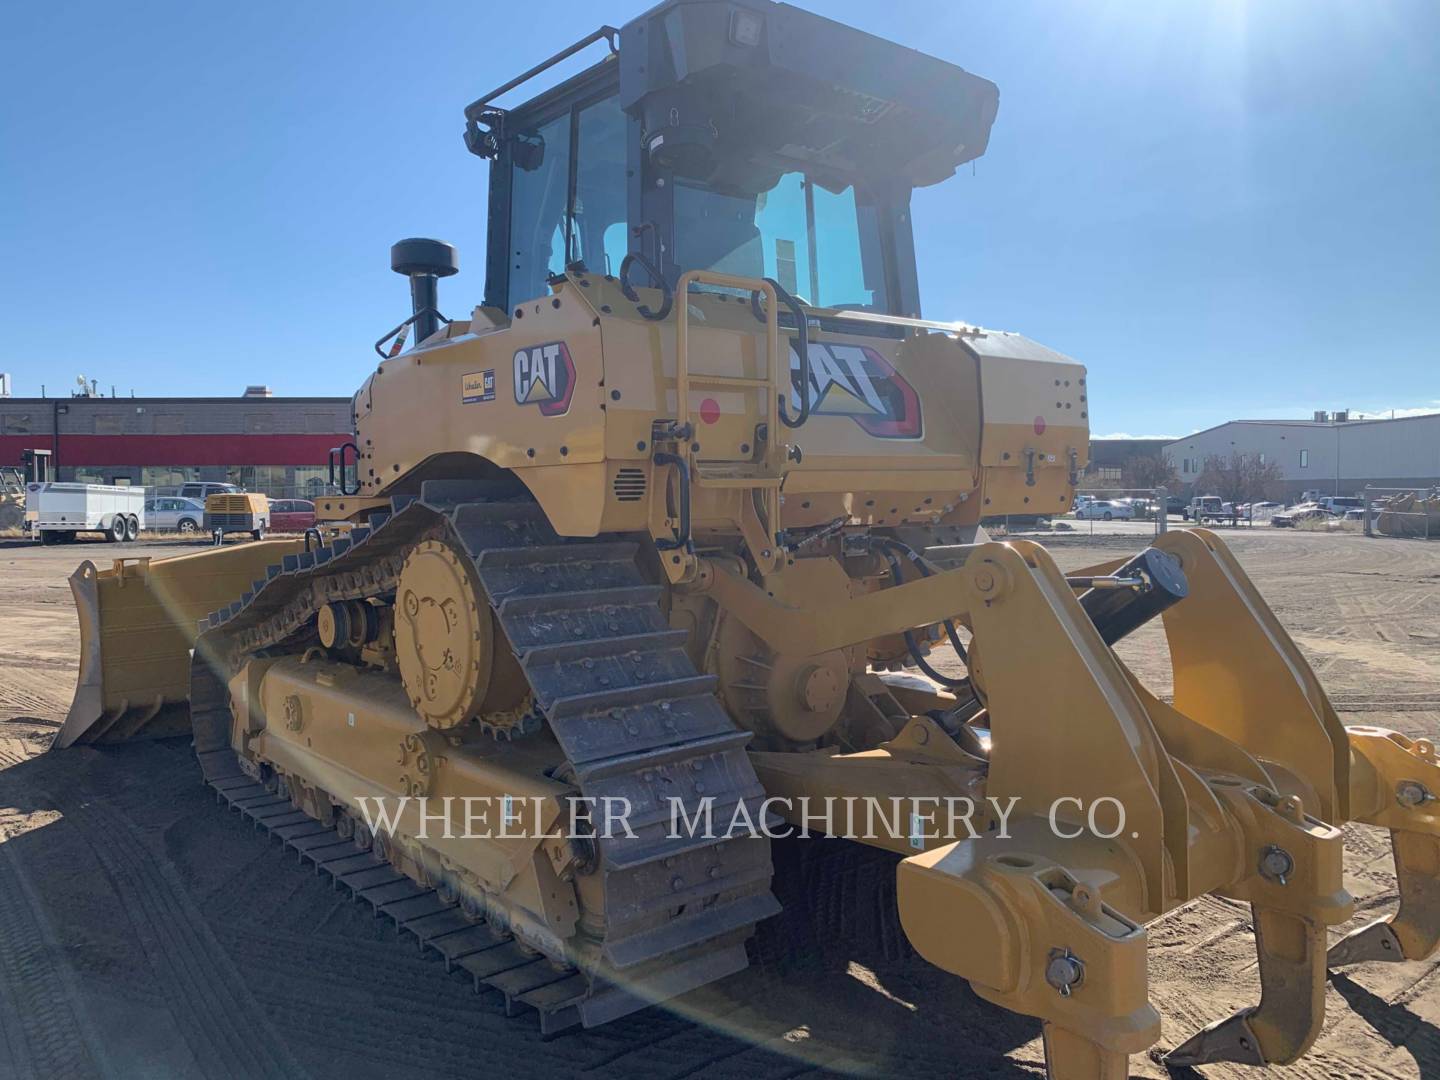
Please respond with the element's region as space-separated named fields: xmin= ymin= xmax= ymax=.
xmin=394 ymin=538 xmax=493 ymax=729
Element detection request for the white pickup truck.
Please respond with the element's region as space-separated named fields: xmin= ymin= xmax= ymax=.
xmin=24 ymin=483 xmax=146 ymax=544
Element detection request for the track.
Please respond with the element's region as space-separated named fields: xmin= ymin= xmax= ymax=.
xmin=186 ymin=483 xmax=779 ymax=1031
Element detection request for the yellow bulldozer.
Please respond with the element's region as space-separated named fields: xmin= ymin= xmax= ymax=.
xmin=51 ymin=2 xmax=1440 ymax=1075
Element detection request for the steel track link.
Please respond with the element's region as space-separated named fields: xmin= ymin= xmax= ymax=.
xmin=187 ymin=484 xmax=779 ymax=1031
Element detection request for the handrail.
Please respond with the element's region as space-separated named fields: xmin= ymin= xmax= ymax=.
xmin=619 ymin=252 xmax=673 ymax=321
xmin=760 ymin=279 xmax=810 ymax=428
xmin=651 ymin=452 xmax=692 ymax=553
xmin=463 ymin=26 xmax=620 ymax=158
xmin=462 ymin=26 xmax=618 ymax=120
xmin=673 ymin=270 xmax=781 ymax=471
xmin=327 ymin=442 xmax=361 ymax=497
xmin=374 ymin=307 xmax=451 ymax=359
xmin=668 ymin=269 xmax=789 ymax=577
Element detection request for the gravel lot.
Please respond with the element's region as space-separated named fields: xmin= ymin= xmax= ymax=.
xmin=0 ymin=529 xmax=1436 ymax=1079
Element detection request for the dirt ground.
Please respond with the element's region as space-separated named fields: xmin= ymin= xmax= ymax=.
xmin=0 ymin=529 xmax=1436 ymax=1079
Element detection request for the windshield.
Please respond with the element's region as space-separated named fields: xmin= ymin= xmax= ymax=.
xmin=674 ymin=172 xmax=890 ymax=312
xmin=506 ymin=95 xmax=629 ymax=305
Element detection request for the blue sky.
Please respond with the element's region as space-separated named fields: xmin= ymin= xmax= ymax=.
xmin=2 ymin=0 xmax=1436 ymax=436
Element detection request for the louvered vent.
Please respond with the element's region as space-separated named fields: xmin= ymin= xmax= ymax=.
xmin=613 ymin=467 xmax=646 ymax=502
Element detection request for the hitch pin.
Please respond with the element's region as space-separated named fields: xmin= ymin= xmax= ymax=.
xmin=1067 ymin=574 xmax=1147 ymax=590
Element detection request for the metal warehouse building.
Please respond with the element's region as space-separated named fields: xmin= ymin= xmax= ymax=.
xmin=1166 ymin=411 xmax=1440 ymax=501
xmin=0 ymin=392 xmax=352 ymax=498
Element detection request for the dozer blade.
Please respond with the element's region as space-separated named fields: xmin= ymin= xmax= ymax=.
xmin=56 ymin=542 xmax=302 ymax=748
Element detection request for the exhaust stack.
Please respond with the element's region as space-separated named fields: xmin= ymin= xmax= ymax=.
xmin=390 ymin=238 xmax=459 ymax=346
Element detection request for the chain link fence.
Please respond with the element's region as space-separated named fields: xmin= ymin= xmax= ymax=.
xmin=1071 ymin=486 xmax=1173 ymax=537
xmin=988 ymin=487 xmax=1175 ymax=537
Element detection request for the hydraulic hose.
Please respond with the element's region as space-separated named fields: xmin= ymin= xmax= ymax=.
xmin=881 ymin=549 xmax=969 ymax=690
xmin=874 ymin=537 xmax=970 ymax=667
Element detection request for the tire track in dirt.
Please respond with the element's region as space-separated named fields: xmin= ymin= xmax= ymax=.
xmin=1331 ymin=579 xmax=1434 ymax=647
xmin=55 ymin=794 xmax=308 ymax=1080
xmin=0 ymin=687 xmax=64 ymax=723
xmin=0 ymin=740 xmax=29 ymax=769
xmin=0 ymin=842 xmax=105 ymax=1080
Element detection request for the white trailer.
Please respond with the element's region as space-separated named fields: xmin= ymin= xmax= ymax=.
xmin=25 ymin=483 xmax=146 ymax=544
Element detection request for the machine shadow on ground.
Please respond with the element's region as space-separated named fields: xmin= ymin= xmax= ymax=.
xmin=0 ymin=732 xmax=1047 ymax=1079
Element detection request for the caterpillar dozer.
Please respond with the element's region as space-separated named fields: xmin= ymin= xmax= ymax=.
xmin=53 ymin=1 xmax=1440 ymax=1075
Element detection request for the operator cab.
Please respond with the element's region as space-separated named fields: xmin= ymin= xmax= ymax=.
xmin=466 ymin=0 xmax=999 ymax=319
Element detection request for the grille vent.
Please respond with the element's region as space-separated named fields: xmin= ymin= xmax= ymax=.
xmin=613 ymin=467 xmax=647 ymax=502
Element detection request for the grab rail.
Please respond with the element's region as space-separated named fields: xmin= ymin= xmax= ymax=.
xmin=673 ymin=269 xmax=782 ymax=471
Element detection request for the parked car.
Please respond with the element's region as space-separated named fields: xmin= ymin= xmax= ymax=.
xmin=1116 ymin=497 xmax=1154 ymax=519
xmin=179 ymin=481 xmax=243 ymax=502
xmin=144 ymin=496 xmax=207 ymax=533
xmin=268 ymin=498 xmax=316 ymax=533
xmin=1271 ymin=503 xmax=1335 ymax=528
xmin=1236 ymin=500 xmax=1284 ymax=523
xmin=1164 ymin=494 xmax=1187 ymax=516
xmin=1074 ymin=499 xmax=1135 ymax=521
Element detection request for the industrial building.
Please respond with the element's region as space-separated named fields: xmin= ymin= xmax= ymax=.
xmin=1084 ymin=437 xmax=1170 ymax=486
xmin=0 ymin=390 xmax=352 ymax=498
xmin=1166 ymin=411 xmax=1440 ymax=502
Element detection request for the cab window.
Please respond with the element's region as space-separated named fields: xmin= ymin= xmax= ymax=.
xmin=674 ymin=171 xmax=890 ymax=311
xmin=570 ymin=95 xmax=628 ymax=277
xmin=508 ymin=113 xmax=571 ymax=305
xmin=506 ymin=93 xmax=626 ymax=305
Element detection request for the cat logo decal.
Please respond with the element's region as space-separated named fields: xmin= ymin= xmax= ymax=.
xmin=788 ymin=342 xmax=922 ymax=439
xmin=512 ymin=341 xmax=576 ymax=416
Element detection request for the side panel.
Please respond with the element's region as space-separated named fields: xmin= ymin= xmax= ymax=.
xmin=356 ymin=290 xmax=608 ymax=534
xmin=355 ymin=274 xmax=1088 ymax=536
xmin=968 ymin=332 xmax=1088 ymax=519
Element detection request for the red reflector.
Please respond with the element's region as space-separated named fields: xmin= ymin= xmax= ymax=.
xmin=1033 ymin=416 xmax=1047 ymax=435
xmin=699 ymin=398 xmax=721 ymax=425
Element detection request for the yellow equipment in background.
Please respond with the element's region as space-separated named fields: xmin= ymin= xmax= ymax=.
xmin=53 ymin=2 xmax=1440 ymax=1075
xmin=1376 ymin=489 xmax=1440 ymax=538
xmin=0 ymin=466 xmax=27 ymax=531
xmin=203 ymin=491 xmax=270 ymax=540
